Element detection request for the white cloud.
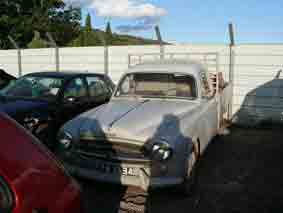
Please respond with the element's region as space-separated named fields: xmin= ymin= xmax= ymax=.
xmin=64 ymin=0 xmax=167 ymax=19
xmin=117 ymin=16 xmax=160 ymax=32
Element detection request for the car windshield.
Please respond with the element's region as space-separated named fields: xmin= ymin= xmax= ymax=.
xmin=115 ymin=73 xmax=197 ymax=99
xmin=0 ymin=75 xmax=64 ymax=100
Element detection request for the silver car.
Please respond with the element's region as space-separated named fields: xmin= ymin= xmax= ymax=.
xmin=57 ymin=56 xmax=230 ymax=194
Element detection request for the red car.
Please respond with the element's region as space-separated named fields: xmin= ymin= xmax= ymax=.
xmin=0 ymin=113 xmax=81 ymax=213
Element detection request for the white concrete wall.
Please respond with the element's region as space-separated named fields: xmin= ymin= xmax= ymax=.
xmin=231 ymin=44 xmax=283 ymax=126
xmin=1 ymin=44 xmax=283 ymax=126
xmin=108 ymin=45 xmax=161 ymax=83
xmin=0 ymin=50 xmax=19 ymax=77
xmin=59 ymin=47 xmax=105 ymax=73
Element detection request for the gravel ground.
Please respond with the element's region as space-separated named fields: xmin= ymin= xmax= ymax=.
xmin=79 ymin=126 xmax=283 ymax=213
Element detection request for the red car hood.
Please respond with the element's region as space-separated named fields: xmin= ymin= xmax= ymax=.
xmin=0 ymin=113 xmax=78 ymax=212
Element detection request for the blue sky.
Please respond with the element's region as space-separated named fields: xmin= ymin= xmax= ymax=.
xmin=77 ymin=0 xmax=283 ymax=44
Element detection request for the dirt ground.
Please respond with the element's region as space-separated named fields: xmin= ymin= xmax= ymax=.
xmin=79 ymin=126 xmax=283 ymax=213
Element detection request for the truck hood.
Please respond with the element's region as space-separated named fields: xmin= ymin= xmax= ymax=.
xmin=67 ymin=98 xmax=199 ymax=144
xmin=0 ymin=96 xmax=49 ymax=117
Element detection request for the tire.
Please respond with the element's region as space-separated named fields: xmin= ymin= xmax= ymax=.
xmin=178 ymin=142 xmax=200 ymax=196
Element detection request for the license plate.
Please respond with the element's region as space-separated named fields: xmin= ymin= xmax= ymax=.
xmin=93 ymin=161 xmax=138 ymax=176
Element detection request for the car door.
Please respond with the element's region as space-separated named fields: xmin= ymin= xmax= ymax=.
xmin=86 ymin=76 xmax=112 ymax=110
xmin=61 ymin=76 xmax=89 ymax=122
xmin=198 ymin=71 xmax=219 ymax=153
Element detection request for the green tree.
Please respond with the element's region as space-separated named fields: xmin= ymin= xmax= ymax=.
xmin=48 ymin=6 xmax=81 ymax=47
xmin=70 ymin=13 xmax=99 ymax=47
xmin=105 ymin=21 xmax=113 ymax=45
xmin=69 ymin=13 xmax=101 ymax=47
xmin=0 ymin=0 xmax=24 ymax=49
xmin=85 ymin=13 xmax=92 ymax=33
xmin=83 ymin=13 xmax=96 ymax=46
xmin=69 ymin=32 xmax=84 ymax=47
xmin=27 ymin=31 xmax=47 ymax=49
xmin=0 ymin=0 xmax=81 ymax=49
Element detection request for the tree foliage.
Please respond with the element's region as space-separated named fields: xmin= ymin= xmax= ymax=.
xmin=0 ymin=1 xmax=163 ymax=49
xmin=85 ymin=13 xmax=92 ymax=33
xmin=0 ymin=0 xmax=81 ymax=49
xmin=27 ymin=31 xmax=48 ymax=49
xmin=83 ymin=13 xmax=98 ymax=46
xmin=70 ymin=13 xmax=101 ymax=47
xmin=105 ymin=21 xmax=113 ymax=45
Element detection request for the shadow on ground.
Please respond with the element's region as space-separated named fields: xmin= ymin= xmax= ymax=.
xmin=80 ymin=126 xmax=283 ymax=213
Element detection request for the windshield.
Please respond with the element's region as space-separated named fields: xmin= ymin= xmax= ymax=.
xmin=115 ymin=73 xmax=197 ymax=99
xmin=0 ymin=76 xmax=64 ymax=100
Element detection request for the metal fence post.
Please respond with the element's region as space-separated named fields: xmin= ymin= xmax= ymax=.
xmin=128 ymin=55 xmax=131 ymax=69
xmin=98 ymin=32 xmax=109 ymax=76
xmin=46 ymin=32 xmax=59 ymax=72
xmin=104 ymin=45 xmax=109 ymax=76
xmin=155 ymin=26 xmax=164 ymax=59
xmin=228 ymin=23 xmax=235 ymax=120
xmin=55 ymin=46 xmax=60 ymax=72
xmin=8 ymin=36 xmax=22 ymax=77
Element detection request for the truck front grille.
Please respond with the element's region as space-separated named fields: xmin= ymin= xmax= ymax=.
xmin=76 ymin=139 xmax=148 ymax=161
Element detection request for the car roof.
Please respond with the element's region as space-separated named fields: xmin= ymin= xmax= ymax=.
xmin=127 ymin=59 xmax=205 ymax=77
xmin=24 ymin=71 xmax=105 ymax=79
xmin=0 ymin=69 xmax=16 ymax=80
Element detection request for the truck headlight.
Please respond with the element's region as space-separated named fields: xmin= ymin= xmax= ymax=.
xmin=58 ymin=131 xmax=73 ymax=150
xmin=151 ymin=141 xmax=173 ymax=161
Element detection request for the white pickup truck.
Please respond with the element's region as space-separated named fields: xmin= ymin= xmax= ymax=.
xmin=57 ymin=53 xmax=232 ymax=195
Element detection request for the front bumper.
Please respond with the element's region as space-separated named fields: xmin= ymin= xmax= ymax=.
xmin=62 ymin=155 xmax=183 ymax=191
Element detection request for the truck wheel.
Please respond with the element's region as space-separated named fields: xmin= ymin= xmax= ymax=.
xmin=179 ymin=143 xmax=199 ymax=196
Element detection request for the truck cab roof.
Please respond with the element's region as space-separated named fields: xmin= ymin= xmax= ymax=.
xmin=128 ymin=59 xmax=206 ymax=79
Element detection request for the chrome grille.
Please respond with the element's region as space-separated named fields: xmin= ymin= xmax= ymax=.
xmin=77 ymin=139 xmax=146 ymax=160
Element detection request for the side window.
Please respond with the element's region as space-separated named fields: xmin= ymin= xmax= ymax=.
xmin=87 ymin=76 xmax=109 ymax=97
xmin=64 ymin=78 xmax=87 ymax=98
xmin=100 ymin=80 xmax=110 ymax=94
